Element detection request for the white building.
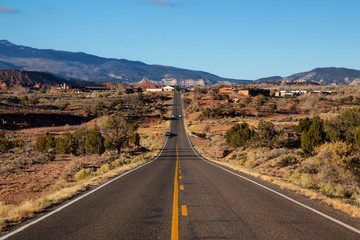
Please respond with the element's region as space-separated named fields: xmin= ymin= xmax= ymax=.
xmin=146 ymin=88 xmax=163 ymax=92
xmin=163 ymin=86 xmax=175 ymax=92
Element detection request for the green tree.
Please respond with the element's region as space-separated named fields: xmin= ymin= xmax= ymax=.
xmin=101 ymin=115 xmax=129 ymax=153
xmin=301 ymin=119 xmax=326 ymax=156
xmin=138 ymin=93 xmax=145 ymax=106
xmin=268 ymin=103 xmax=277 ymax=113
xmin=255 ymin=120 xmax=278 ymax=147
xmin=229 ymin=107 xmax=236 ymax=117
xmin=202 ymin=108 xmax=212 ymax=118
xmin=55 ymin=132 xmax=79 ymax=154
xmin=131 ymin=133 xmax=141 ymax=148
xmin=85 ymin=126 xmax=105 ymax=154
xmin=225 ymin=123 xmax=254 ymax=148
xmin=20 ymin=96 xmax=29 ymax=105
xmin=354 ymin=126 xmax=360 ymax=147
xmin=0 ymin=131 xmax=12 ymax=153
xmin=34 ymin=133 xmax=56 ymax=152
xmin=295 ymin=117 xmax=313 ymax=133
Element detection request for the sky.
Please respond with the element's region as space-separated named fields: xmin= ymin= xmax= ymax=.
xmin=1 ymin=0 xmax=360 ymax=80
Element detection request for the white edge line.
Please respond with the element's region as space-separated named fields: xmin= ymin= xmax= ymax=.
xmin=179 ymin=93 xmax=360 ymax=235
xmin=0 ymin=112 xmax=174 ymax=239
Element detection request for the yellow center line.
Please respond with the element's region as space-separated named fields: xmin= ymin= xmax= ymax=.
xmin=181 ymin=205 xmax=188 ymax=216
xmin=171 ymin=145 xmax=179 ymax=240
xmin=179 ymin=176 xmax=182 ymax=179
xmin=180 ymin=185 xmax=184 ymax=190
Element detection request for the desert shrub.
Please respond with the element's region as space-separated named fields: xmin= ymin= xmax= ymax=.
xmin=277 ymin=154 xmax=299 ymax=167
xmin=60 ymin=102 xmax=70 ymax=110
xmin=20 ymin=96 xmax=39 ymax=105
xmin=130 ymin=133 xmax=141 ymax=147
xmin=65 ymin=160 xmax=85 ymax=176
xmin=138 ymin=93 xmax=145 ymax=106
xmin=294 ymin=117 xmax=313 ymax=133
xmin=102 ymin=150 xmax=121 ymax=163
xmin=75 ymin=168 xmax=92 ymax=181
xmin=254 ymin=120 xmax=278 ymax=148
xmin=319 ymin=183 xmax=350 ymax=198
xmin=97 ymin=164 xmax=112 ymax=175
xmin=256 ymin=95 xmax=267 ymax=106
xmin=229 ymin=107 xmax=236 ymax=117
xmin=40 ymin=85 xmax=48 ymax=94
xmin=243 ymin=98 xmax=251 ymax=104
xmin=268 ymin=103 xmax=277 ymax=112
xmin=202 ymin=108 xmax=212 ymax=118
xmin=97 ymin=101 xmax=106 ymax=109
xmin=225 ymin=123 xmax=254 ymax=148
xmin=85 ymin=126 xmax=105 ymax=154
xmin=34 ymin=133 xmax=56 ymax=152
xmin=297 ymin=142 xmax=360 ymax=198
xmin=354 ymin=126 xmax=360 ymax=147
xmin=55 ymin=132 xmax=79 ymax=154
xmin=0 ymin=131 xmax=12 ymax=153
xmin=211 ymin=107 xmax=223 ymax=118
xmin=111 ymin=159 xmax=124 ymax=167
xmin=290 ymin=103 xmax=299 ymax=113
xmin=33 ymin=151 xmax=56 ymax=163
xmin=325 ymin=108 xmax=360 ymax=143
xmin=73 ymin=129 xmax=89 ymax=155
xmin=301 ymin=119 xmax=326 ymax=156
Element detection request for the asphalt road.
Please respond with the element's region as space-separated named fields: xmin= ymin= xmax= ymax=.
xmin=2 ymin=92 xmax=360 ymax=240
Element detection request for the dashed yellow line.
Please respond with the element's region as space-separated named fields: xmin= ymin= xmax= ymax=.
xmin=180 ymin=185 xmax=184 ymax=190
xmin=179 ymin=176 xmax=182 ymax=179
xmin=171 ymin=145 xmax=179 ymax=240
xmin=182 ymin=205 xmax=188 ymax=216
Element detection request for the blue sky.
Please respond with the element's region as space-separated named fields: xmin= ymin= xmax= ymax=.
xmin=1 ymin=0 xmax=359 ymax=80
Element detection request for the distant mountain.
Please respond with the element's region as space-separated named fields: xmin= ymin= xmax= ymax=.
xmin=0 ymin=69 xmax=102 ymax=90
xmin=255 ymin=76 xmax=283 ymax=83
xmin=283 ymin=67 xmax=360 ymax=85
xmin=0 ymin=40 xmax=251 ymax=86
xmin=256 ymin=67 xmax=360 ymax=85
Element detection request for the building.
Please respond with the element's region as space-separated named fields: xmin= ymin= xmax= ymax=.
xmin=275 ymin=90 xmax=308 ymax=97
xmin=146 ymin=88 xmax=163 ymax=92
xmin=163 ymin=86 xmax=175 ymax=92
xmin=219 ymin=87 xmax=236 ymax=94
xmin=238 ymin=89 xmax=270 ymax=97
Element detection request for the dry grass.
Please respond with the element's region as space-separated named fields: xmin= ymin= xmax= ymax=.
xmin=193 ymin=144 xmax=360 ymax=218
xmin=0 ymin=149 xmax=160 ymax=231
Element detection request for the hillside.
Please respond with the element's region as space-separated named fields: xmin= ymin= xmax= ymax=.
xmin=0 ymin=69 xmax=102 ymax=90
xmin=256 ymin=67 xmax=360 ymax=85
xmin=283 ymin=67 xmax=360 ymax=85
xmin=0 ymin=40 xmax=251 ymax=86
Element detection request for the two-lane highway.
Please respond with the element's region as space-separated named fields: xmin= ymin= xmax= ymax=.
xmin=2 ymin=92 xmax=360 ymax=239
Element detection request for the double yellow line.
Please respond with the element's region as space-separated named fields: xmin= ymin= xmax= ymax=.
xmin=171 ymin=145 xmax=180 ymax=240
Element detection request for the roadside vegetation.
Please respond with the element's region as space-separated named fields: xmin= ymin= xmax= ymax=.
xmin=0 ymin=88 xmax=171 ymax=231
xmin=184 ymin=84 xmax=360 ymax=217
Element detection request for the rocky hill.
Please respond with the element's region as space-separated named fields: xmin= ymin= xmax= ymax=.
xmin=283 ymin=67 xmax=360 ymax=85
xmin=256 ymin=67 xmax=360 ymax=85
xmin=0 ymin=69 xmax=102 ymax=90
xmin=0 ymin=40 xmax=251 ymax=86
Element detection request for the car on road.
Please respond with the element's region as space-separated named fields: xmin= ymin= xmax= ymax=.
xmin=179 ymin=114 xmax=182 ymax=117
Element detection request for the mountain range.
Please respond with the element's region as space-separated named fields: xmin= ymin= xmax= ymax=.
xmin=256 ymin=67 xmax=360 ymax=85
xmin=0 ymin=40 xmax=250 ymax=86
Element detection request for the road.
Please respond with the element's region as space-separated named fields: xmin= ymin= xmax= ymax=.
xmin=2 ymin=92 xmax=360 ymax=239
